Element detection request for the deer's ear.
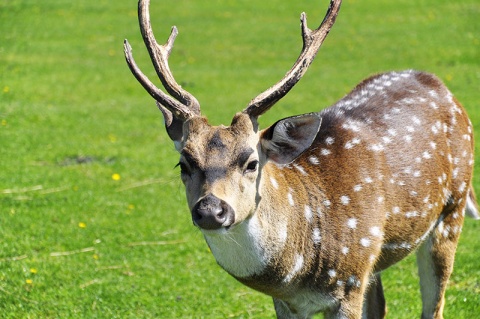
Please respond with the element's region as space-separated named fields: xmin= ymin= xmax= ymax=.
xmin=260 ymin=113 xmax=321 ymax=165
xmin=158 ymin=102 xmax=184 ymax=151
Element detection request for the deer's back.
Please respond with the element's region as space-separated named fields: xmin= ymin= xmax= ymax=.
xmin=299 ymin=70 xmax=473 ymax=270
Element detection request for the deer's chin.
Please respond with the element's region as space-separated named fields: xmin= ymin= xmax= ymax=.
xmin=199 ymin=224 xmax=233 ymax=237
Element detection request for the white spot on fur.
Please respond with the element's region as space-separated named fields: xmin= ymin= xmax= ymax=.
xmin=382 ymin=136 xmax=392 ymax=144
xmin=294 ymin=164 xmax=307 ymax=176
xmin=412 ymin=116 xmax=421 ymax=125
xmin=278 ymin=222 xmax=288 ymax=244
xmin=360 ymin=238 xmax=371 ymax=247
xmin=309 ymin=156 xmax=320 ymax=165
xmin=370 ymin=143 xmax=385 ymax=152
xmin=325 ymin=137 xmax=335 ymax=145
xmin=284 ymin=254 xmax=304 ymax=283
xmin=406 ymin=211 xmax=419 ymax=218
xmin=383 ymin=242 xmax=412 ymax=250
xmin=347 ymin=218 xmax=357 ymax=229
xmin=313 ymin=228 xmax=321 ymax=244
xmin=342 ymin=121 xmax=361 ymax=132
xmin=437 ymin=221 xmax=444 ymax=234
xmin=345 ymin=138 xmax=361 ymax=149
xmin=353 ymin=184 xmax=363 ymax=192
xmin=442 ymin=225 xmax=451 ymax=238
xmin=458 ymin=182 xmax=467 ymax=194
xmin=287 ymin=190 xmax=295 ymax=206
xmin=328 ymin=269 xmax=337 ymax=278
xmin=347 ymin=275 xmax=361 ymax=288
xmin=387 ymin=129 xmax=397 ymax=136
xmin=304 ymin=205 xmax=313 ymax=223
xmin=423 ymin=195 xmax=430 ymax=204
xmin=270 ymin=177 xmax=279 ymax=190
xmin=320 ymin=148 xmax=332 ymax=156
xmin=340 ymin=195 xmax=351 ymax=205
xmin=370 ymin=226 xmax=383 ymax=237
xmin=452 ymin=168 xmax=459 ymax=179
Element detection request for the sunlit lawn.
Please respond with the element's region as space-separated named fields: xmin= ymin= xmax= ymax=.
xmin=1 ymin=0 xmax=479 ymax=317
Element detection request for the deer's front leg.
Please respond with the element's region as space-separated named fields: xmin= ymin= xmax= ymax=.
xmin=323 ymin=286 xmax=367 ymax=319
xmin=362 ymin=273 xmax=387 ymax=319
xmin=273 ymin=298 xmax=311 ymax=319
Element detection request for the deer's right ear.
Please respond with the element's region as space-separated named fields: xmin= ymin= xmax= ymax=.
xmin=158 ymin=102 xmax=184 ymax=151
xmin=260 ymin=113 xmax=321 ymax=165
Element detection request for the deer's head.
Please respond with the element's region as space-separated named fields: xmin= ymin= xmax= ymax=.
xmin=124 ymin=0 xmax=341 ymax=232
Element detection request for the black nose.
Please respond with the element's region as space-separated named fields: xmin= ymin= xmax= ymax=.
xmin=192 ymin=194 xmax=235 ymax=230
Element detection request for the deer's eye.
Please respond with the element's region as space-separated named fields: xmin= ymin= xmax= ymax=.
xmin=176 ymin=162 xmax=191 ymax=176
xmin=244 ymin=160 xmax=259 ymax=174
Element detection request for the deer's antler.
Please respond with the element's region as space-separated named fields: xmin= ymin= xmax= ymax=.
xmin=124 ymin=0 xmax=200 ymax=122
xmin=243 ymin=0 xmax=342 ymax=118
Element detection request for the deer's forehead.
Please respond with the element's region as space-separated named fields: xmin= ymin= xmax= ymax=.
xmin=182 ymin=120 xmax=258 ymax=166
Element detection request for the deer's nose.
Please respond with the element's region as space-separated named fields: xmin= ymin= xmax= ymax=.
xmin=192 ymin=194 xmax=235 ymax=230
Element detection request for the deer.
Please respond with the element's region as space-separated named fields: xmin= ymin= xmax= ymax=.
xmin=123 ymin=0 xmax=478 ymax=318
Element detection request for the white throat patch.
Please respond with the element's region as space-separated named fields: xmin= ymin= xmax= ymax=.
xmin=203 ymin=214 xmax=281 ymax=278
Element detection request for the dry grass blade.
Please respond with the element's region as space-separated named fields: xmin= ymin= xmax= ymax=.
xmin=50 ymin=247 xmax=95 ymax=257
xmin=1 ymin=185 xmax=69 ymax=196
xmin=0 ymin=254 xmax=28 ymax=262
xmin=80 ymin=279 xmax=101 ymax=289
xmin=1 ymin=185 xmax=43 ymax=194
xmin=127 ymin=239 xmax=187 ymax=247
xmin=38 ymin=186 xmax=70 ymax=195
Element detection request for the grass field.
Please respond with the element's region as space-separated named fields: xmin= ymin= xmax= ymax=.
xmin=1 ymin=0 xmax=479 ymax=317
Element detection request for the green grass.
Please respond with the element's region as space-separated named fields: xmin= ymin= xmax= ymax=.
xmin=1 ymin=0 xmax=479 ymax=317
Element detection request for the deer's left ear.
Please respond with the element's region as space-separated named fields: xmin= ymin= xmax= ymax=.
xmin=260 ymin=113 xmax=322 ymax=165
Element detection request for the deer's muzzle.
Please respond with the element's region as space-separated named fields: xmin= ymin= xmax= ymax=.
xmin=192 ymin=194 xmax=235 ymax=230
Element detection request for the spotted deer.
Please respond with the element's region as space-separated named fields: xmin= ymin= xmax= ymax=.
xmin=124 ymin=0 xmax=478 ymax=318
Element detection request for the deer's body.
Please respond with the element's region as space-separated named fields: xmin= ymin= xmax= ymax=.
xmin=201 ymin=70 xmax=475 ymax=318
xmin=124 ymin=0 xmax=477 ymax=318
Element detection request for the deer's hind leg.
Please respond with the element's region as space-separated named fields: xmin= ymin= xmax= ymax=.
xmin=416 ymin=206 xmax=465 ymax=319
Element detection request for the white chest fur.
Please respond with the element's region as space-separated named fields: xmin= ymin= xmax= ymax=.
xmin=203 ymin=214 xmax=286 ymax=278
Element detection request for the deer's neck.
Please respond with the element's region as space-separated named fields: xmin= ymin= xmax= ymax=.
xmin=204 ymin=162 xmax=323 ymax=280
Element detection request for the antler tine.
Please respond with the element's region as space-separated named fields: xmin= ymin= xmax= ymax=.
xmin=124 ymin=40 xmax=193 ymax=120
xmin=244 ymin=0 xmax=342 ymax=118
xmin=123 ymin=0 xmax=200 ymax=121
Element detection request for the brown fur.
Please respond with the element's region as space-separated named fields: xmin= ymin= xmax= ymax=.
xmin=177 ymin=71 xmax=476 ymax=318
